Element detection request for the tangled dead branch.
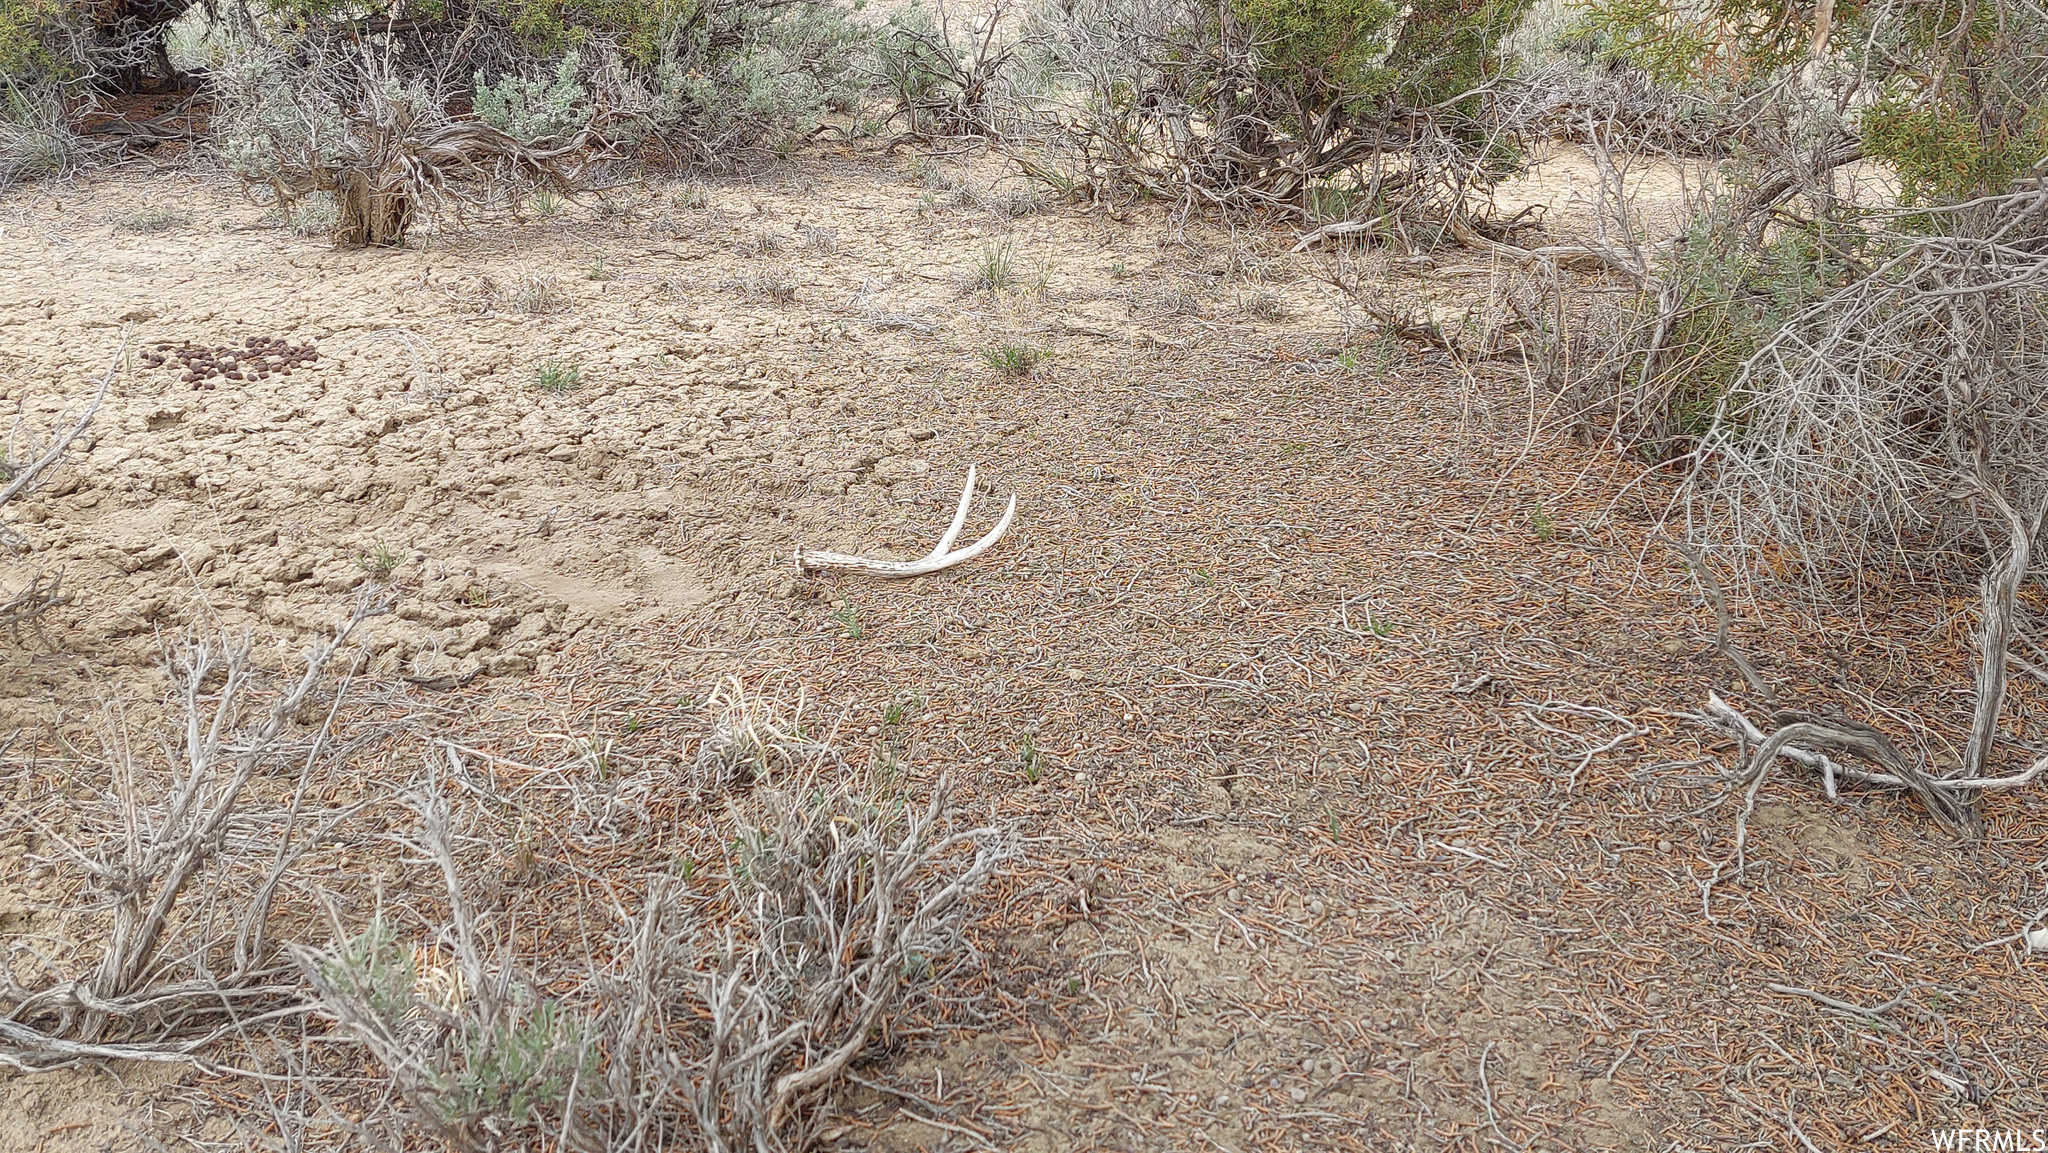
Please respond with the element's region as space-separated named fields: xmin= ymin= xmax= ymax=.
xmin=1688 ymin=224 xmax=2048 ymax=593
xmin=1671 ymin=223 xmax=2048 ymax=842
xmin=298 ymin=772 xmax=1014 ymax=1151
xmin=1 ymin=603 xmax=381 ymax=1071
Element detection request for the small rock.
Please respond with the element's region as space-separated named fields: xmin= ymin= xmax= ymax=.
xmin=1660 ymin=638 xmax=1688 ymax=655
xmin=1656 ymin=838 xmax=1674 ymax=853
xmin=1289 ymin=1088 xmax=1308 ymax=1104
xmin=1645 ymin=991 xmax=1666 ymax=1006
xmin=1064 ymin=668 xmax=1086 ymax=681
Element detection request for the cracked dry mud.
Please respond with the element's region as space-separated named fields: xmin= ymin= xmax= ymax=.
xmin=1 ymin=168 xmax=1094 ymax=690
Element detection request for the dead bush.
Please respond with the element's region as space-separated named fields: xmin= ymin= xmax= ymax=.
xmin=297 ymin=750 xmax=1014 ymax=1150
xmin=1 ymin=604 xmax=382 ymax=1070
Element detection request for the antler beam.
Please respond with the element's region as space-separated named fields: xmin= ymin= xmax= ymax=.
xmin=796 ymin=466 xmax=1016 ymax=578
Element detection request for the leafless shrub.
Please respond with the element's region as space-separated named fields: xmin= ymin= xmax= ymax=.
xmin=871 ymin=0 xmax=1029 ymax=140
xmin=1 ymin=605 xmax=381 ymax=1070
xmin=1495 ymin=55 xmax=1735 ymax=160
xmin=1673 ymin=200 xmax=2048 ymax=851
xmin=1688 ymin=231 xmax=2048 ymax=596
xmin=298 ymin=732 xmax=1014 ymax=1151
xmin=0 ymin=84 xmax=83 ymax=187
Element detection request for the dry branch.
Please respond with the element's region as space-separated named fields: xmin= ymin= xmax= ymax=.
xmin=2 ymin=603 xmax=382 ymax=1071
xmin=1679 ymin=229 xmax=2048 ymax=837
xmin=297 ymin=742 xmax=1015 ymax=1151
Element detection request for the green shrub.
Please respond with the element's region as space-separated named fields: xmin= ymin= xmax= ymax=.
xmin=641 ymin=0 xmax=871 ymax=157
xmin=1623 ymin=205 xmax=1873 ymax=451
xmin=983 ymin=343 xmax=1044 ymax=375
xmin=1029 ymin=0 xmax=1534 ymax=215
xmin=474 ymin=51 xmax=589 ymax=145
xmin=533 ymin=358 xmax=583 ymax=391
xmin=0 ymin=0 xmax=58 ymax=83
xmin=1863 ymin=94 xmax=2048 ymax=206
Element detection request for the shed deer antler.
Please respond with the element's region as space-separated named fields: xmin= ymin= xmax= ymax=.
xmin=796 ymin=466 xmax=1016 ymax=578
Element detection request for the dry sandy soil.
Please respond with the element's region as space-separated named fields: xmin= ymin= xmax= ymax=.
xmin=2 ymin=143 xmax=2044 ymax=1151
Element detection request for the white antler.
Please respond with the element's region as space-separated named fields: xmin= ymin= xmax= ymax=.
xmin=796 ymin=466 xmax=1017 ymax=578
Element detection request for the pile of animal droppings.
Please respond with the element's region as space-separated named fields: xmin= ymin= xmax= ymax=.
xmin=142 ymin=337 xmax=319 ymax=388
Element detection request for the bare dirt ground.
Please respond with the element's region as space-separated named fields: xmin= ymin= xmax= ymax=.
xmin=3 ymin=144 xmax=2044 ymax=1150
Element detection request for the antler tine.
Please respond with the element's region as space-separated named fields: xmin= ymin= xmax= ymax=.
xmin=795 ymin=468 xmax=1016 ymax=578
xmin=925 ymin=465 xmax=978 ymax=562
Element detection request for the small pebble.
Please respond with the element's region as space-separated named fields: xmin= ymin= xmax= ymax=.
xmin=1064 ymin=669 xmax=1085 ymax=680
xmin=864 ymin=725 xmax=878 ymax=736
xmin=1656 ymin=838 xmax=1674 ymax=853
xmin=1121 ymin=712 xmax=1136 ymax=724
xmin=1289 ymin=1088 xmax=1308 ymax=1103
xmin=1300 ymin=1057 xmax=1316 ymax=1074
